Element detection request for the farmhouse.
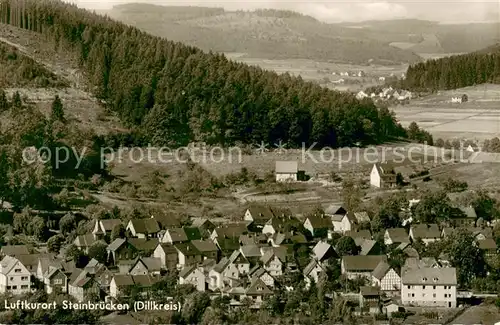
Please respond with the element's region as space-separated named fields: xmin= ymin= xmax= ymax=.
xmin=341 ymin=255 xmax=387 ymax=280
xmin=451 ymin=94 xmax=468 ymax=103
xmin=275 ymin=161 xmax=298 ymax=182
xmin=409 ymin=224 xmax=441 ymax=245
xmin=384 ymin=228 xmax=409 ymax=245
xmin=370 ymin=163 xmax=397 ymax=188
xmin=371 ymin=261 xmax=401 ymax=291
xmin=0 ymin=256 xmax=31 ymax=294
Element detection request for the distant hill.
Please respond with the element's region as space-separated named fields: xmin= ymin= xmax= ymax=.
xmin=106 ymin=4 xmax=421 ymax=65
xmin=341 ymin=19 xmax=500 ymax=54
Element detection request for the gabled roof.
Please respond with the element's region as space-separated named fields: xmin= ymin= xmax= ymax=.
xmin=191 ymin=218 xmax=215 ymax=229
xmin=155 ymin=243 xmax=177 ymax=254
xmin=359 ymin=239 xmax=379 ymax=255
xmin=212 ymin=257 xmax=230 ymax=273
xmin=1 ymin=245 xmax=29 ymax=256
xmin=306 ymin=214 xmax=333 ymax=229
xmin=239 ymin=233 xmax=267 ymax=245
xmin=403 ymin=257 xmax=439 ymax=270
xmin=410 ymin=224 xmax=440 ymax=239
xmin=352 ymin=212 xmax=370 ymax=223
xmin=385 ymin=228 xmax=409 ymax=243
xmin=246 ymin=278 xmax=273 ymax=295
xmin=477 ymin=238 xmax=497 ymax=250
xmin=128 ymin=219 xmax=160 ymax=234
xmin=152 ymin=215 xmax=181 ymax=229
xmin=128 ymin=238 xmax=159 ymax=251
xmin=246 ymin=206 xmax=275 ymax=222
xmin=260 ymin=248 xmax=286 ymax=265
xmin=74 ymin=234 xmax=97 ymax=248
xmin=216 ymin=237 xmax=240 ymax=253
xmin=402 ymin=267 xmax=457 ymax=286
xmin=133 ymin=257 xmax=162 ymax=272
xmin=166 ymin=228 xmax=188 ymax=242
xmin=107 ymin=238 xmax=127 ymax=252
xmin=342 ymin=255 xmax=387 ymax=272
xmin=313 ymin=241 xmax=336 ymax=261
xmin=179 ymin=265 xmax=199 ymax=278
xmin=183 ymin=227 xmax=202 ymax=241
xmin=345 ymin=229 xmax=371 ymax=240
xmin=304 ymin=259 xmax=323 ymax=276
xmin=213 ymin=223 xmax=248 ymax=239
xmin=240 ymin=245 xmax=262 ymax=258
xmin=459 ymin=206 xmax=477 ymax=219
xmin=191 ymin=240 xmax=218 ymax=253
xmin=112 ymin=274 xmax=135 ymax=287
xmin=0 ymin=256 xmax=23 ymax=275
xmin=324 ymin=204 xmax=347 ymax=216
xmin=100 ymin=219 xmax=122 ymax=232
xmin=275 ymin=161 xmax=298 ymax=174
xmin=174 ymin=242 xmax=201 ymax=256
xmin=372 ymin=261 xmax=393 ymax=280
xmin=270 ymin=231 xmax=307 ymax=245
xmin=131 ymin=274 xmax=159 ymax=286
xmin=18 ymin=253 xmax=52 ymax=269
xmin=228 ymin=250 xmax=249 ymax=265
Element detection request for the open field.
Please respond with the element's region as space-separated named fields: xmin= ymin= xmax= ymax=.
xmin=225 ymin=53 xmax=408 ymax=92
xmin=393 ymin=84 xmax=500 ymax=140
xmin=451 ymin=304 xmax=500 ymax=325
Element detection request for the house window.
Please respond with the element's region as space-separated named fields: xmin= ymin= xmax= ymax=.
xmin=411 ymin=293 xmax=414 ymax=297
xmin=9 ymin=277 xmax=13 ymax=281
xmin=408 ymin=293 xmax=411 ymax=297
xmin=423 ymin=285 xmax=426 ymax=289
xmin=444 ymin=294 xmax=447 ymax=298
xmin=54 ymin=279 xmax=63 ymax=285
xmin=433 ymin=286 xmax=436 ymax=289
xmin=21 ymin=276 xmax=28 ymax=281
xmin=433 ymin=277 xmax=438 ymax=282
xmin=21 ymin=285 xmax=28 ymax=289
xmin=422 ymin=293 xmax=426 ymax=297
xmin=422 ymin=277 xmax=427 ymax=281
xmin=433 ymin=294 xmax=436 ymax=298
xmin=6 ymin=286 xmax=11 ymax=290
xmin=12 ymin=285 xmax=17 ymax=289
xmin=407 ymin=285 xmax=410 ymax=289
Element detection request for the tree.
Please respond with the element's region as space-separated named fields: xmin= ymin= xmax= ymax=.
xmin=341 ymin=177 xmax=362 ymax=212
xmin=59 ymin=212 xmax=77 ymax=235
xmin=472 ymin=190 xmax=500 ymax=221
xmin=446 ymin=228 xmax=486 ymax=288
xmin=47 ymin=234 xmax=65 ymax=253
xmin=411 ymin=190 xmax=456 ymax=223
xmin=87 ymin=242 xmax=107 ymax=264
xmin=441 ymin=177 xmax=468 ymax=193
xmin=13 ymin=207 xmax=31 ymax=234
xmin=50 ymin=95 xmax=65 ymax=122
xmin=110 ymin=223 xmax=125 ymax=240
xmin=336 ymin=236 xmax=360 ymax=256
xmin=29 ymin=216 xmax=49 ymax=241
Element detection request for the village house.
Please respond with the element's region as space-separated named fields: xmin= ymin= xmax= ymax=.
xmin=404 ymin=257 xmax=441 ymax=270
xmin=67 ymin=269 xmax=100 ymax=302
xmin=151 ymin=214 xmax=181 ymax=230
xmin=384 ymin=228 xmax=409 ymax=245
xmin=84 ymin=259 xmax=113 ymax=293
xmin=191 ymin=218 xmax=216 ymax=237
xmin=43 ymin=266 xmax=68 ymax=294
xmin=209 ymin=257 xmax=239 ymax=290
xmin=106 ymin=238 xmax=139 ymax=265
xmin=267 ymin=231 xmax=307 ymax=247
xmin=191 ymin=240 xmax=219 ymax=260
xmin=153 ymin=243 xmax=178 ymax=270
xmin=303 ymin=214 xmax=334 ymax=237
xmin=401 ymin=267 xmax=457 ymax=308
xmin=73 ymin=234 xmax=98 ymax=253
xmin=303 ymin=259 xmax=325 ymax=289
xmin=239 ymin=245 xmax=262 ymax=260
xmin=370 ymin=163 xmax=397 ymax=188
xmin=244 ymin=206 xmax=275 ymax=230
xmin=476 ymin=238 xmax=497 ymax=257
xmin=241 ymin=278 xmax=273 ymax=307
xmin=175 ymin=242 xmax=203 ymax=269
xmin=109 ymin=274 xmax=159 ymax=299
xmin=341 ymin=255 xmax=387 ymax=280
xmin=262 ymin=213 xmax=300 ymax=235
xmin=371 ymin=261 xmax=401 ymax=292
xmin=179 ymin=266 xmax=206 ymax=292
xmin=92 ymin=219 xmax=122 ymax=240
xmin=126 ymin=219 xmax=161 ymax=239
xmin=36 ymin=257 xmax=74 ymax=281
xmin=260 ymin=249 xmax=286 ymax=276
xmin=0 ymin=256 xmax=31 ymax=294
xmin=409 ymin=224 xmax=441 ymax=245
xmin=161 ymin=228 xmax=189 ymax=244
xmin=275 ymin=161 xmax=298 ymax=182
xmin=452 ymin=206 xmax=477 ymax=227
xmin=346 ymin=230 xmax=372 ymax=245
xmin=18 ymin=253 xmax=52 ymax=275
xmin=211 ymin=223 xmax=248 ymax=242
xmin=248 ymin=267 xmax=275 ymax=287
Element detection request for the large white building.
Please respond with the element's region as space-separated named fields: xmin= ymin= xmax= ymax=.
xmin=401 ymin=267 xmax=457 ymax=308
xmin=0 ymin=256 xmax=31 ymax=294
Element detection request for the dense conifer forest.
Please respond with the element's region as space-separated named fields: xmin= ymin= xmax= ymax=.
xmin=0 ymin=0 xmax=411 ymax=148
xmin=403 ymin=50 xmax=500 ymax=91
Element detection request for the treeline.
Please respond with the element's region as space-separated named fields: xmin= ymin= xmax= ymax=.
xmin=0 ymin=0 xmax=412 ymax=148
xmin=403 ymin=52 xmax=500 ymax=91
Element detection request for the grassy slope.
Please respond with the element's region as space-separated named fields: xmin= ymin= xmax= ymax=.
xmin=107 ymin=4 xmax=421 ymax=65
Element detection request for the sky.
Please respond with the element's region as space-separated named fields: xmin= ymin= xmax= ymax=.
xmin=66 ymin=0 xmax=500 ymax=23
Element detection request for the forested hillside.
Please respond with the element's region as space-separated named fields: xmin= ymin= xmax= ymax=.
xmin=107 ymin=4 xmax=421 ymax=65
xmin=0 ymin=42 xmax=67 ymax=87
xmin=403 ymin=50 xmax=500 ymax=91
xmin=0 ymin=0 xmax=410 ymax=148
